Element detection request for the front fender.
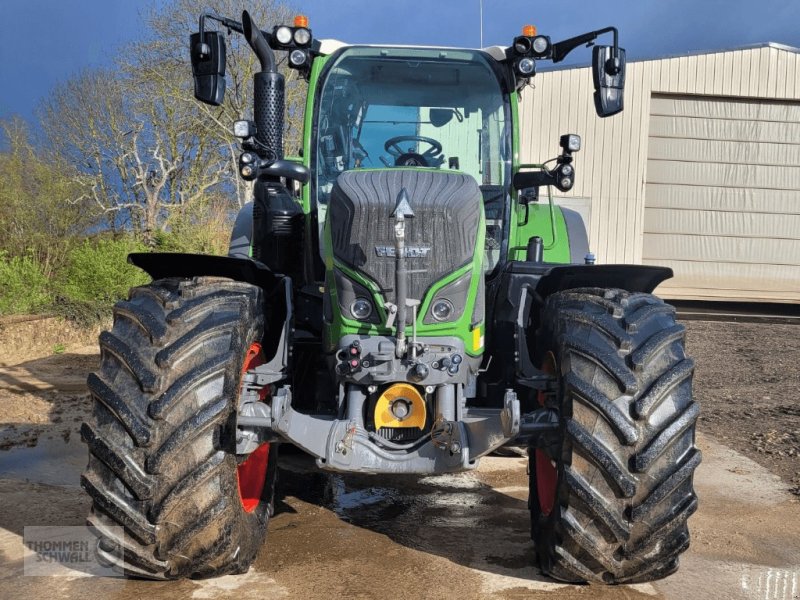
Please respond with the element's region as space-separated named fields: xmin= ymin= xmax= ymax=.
xmin=485 ymin=262 xmax=673 ymax=393
xmin=534 ymin=264 xmax=673 ymax=298
xmin=128 ymin=252 xmax=291 ymax=361
xmin=128 ymin=252 xmax=283 ymax=291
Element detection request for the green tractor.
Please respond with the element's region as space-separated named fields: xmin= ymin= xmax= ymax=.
xmin=81 ymin=10 xmax=700 ymax=584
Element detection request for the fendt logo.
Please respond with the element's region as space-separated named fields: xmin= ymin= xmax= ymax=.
xmin=374 ymin=246 xmax=431 ymax=258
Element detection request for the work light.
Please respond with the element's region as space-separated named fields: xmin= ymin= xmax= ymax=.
xmin=275 ymin=26 xmax=293 ymax=45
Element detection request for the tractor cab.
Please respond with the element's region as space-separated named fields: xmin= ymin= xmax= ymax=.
xmin=312 ymin=46 xmax=512 ymax=270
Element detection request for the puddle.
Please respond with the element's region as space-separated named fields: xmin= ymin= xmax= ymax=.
xmin=0 ymin=435 xmax=85 ymax=486
xmin=190 ymin=568 xmax=288 ymax=599
xmin=740 ymin=566 xmax=799 ymax=600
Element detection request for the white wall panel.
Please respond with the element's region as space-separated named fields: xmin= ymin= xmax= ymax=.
xmin=644 ymin=208 xmax=800 ymax=239
xmin=644 ymin=93 xmax=800 ymax=301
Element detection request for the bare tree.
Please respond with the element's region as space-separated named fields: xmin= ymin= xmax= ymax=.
xmin=39 ymin=0 xmax=306 ymax=244
xmin=136 ymin=0 xmax=307 ymax=206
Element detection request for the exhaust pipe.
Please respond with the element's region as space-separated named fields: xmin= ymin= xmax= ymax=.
xmin=241 ymin=10 xmax=284 ymax=159
xmin=242 ymin=10 xmax=276 ymax=73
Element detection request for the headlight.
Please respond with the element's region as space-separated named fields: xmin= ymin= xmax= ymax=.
xmin=275 ymin=26 xmax=293 ymax=45
xmin=423 ymin=273 xmax=470 ymax=325
xmin=350 ymin=297 xmax=373 ymax=320
xmin=516 ymin=57 xmax=535 ymax=76
xmin=560 ymin=164 xmax=573 ymax=176
xmin=289 ymin=49 xmax=308 ymax=67
xmin=560 ymin=177 xmax=573 ymax=190
xmin=431 ymin=299 xmax=454 ymax=322
xmin=293 ymin=27 xmax=311 ymax=46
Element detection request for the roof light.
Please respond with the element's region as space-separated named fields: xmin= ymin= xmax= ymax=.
xmin=532 ymin=35 xmax=550 ymax=54
xmin=560 ymin=134 xmax=582 ymax=153
xmin=516 ymin=57 xmax=536 ymax=76
xmin=522 ymin=24 xmax=537 ymax=37
xmin=233 ymin=120 xmax=255 ymax=138
xmin=514 ymin=36 xmax=532 ymax=54
xmin=275 ymin=26 xmax=292 ymax=45
xmin=293 ymin=27 xmax=311 ymax=46
xmin=294 ymin=15 xmax=309 ymax=28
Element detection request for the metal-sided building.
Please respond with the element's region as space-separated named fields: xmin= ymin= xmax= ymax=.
xmin=520 ymin=43 xmax=800 ymax=303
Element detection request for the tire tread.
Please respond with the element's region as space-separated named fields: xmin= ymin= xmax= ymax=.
xmin=531 ymin=288 xmax=700 ymax=584
xmin=81 ymin=277 xmax=275 ymax=579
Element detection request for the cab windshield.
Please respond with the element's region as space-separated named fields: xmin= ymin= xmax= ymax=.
xmin=313 ymin=46 xmax=512 ymax=269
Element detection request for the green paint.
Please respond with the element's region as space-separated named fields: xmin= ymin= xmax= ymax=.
xmin=345 ymin=166 xmax=465 ymax=176
xmin=509 ymin=203 xmax=570 ymax=263
xmin=506 ymin=93 xmax=572 ymax=264
xmin=510 ymin=90 xmax=521 ymax=170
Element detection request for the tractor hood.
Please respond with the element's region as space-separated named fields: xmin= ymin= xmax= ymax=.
xmin=328 ymin=169 xmax=482 ymax=308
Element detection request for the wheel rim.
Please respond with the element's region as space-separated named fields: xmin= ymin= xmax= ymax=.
xmin=536 ymin=352 xmax=558 ymax=517
xmin=236 ymin=342 xmax=270 ymax=513
xmin=535 ymin=449 xmax=557 ymax=517
xmin=237 ymin=442 xmax=270 ymax=513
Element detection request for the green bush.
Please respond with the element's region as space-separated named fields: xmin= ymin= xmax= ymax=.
xmin=0 ymin=251 xmax=51 ymax=315
xmin=56 ymin=237 xmax=149 ymax=308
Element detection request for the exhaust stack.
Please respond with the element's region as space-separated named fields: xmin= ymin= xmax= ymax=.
xmin=242 ymin=10 xmax=284 ymax=159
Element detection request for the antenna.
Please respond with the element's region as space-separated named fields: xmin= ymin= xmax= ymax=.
xmin=479 ymin=0 xmax=484 ymax=47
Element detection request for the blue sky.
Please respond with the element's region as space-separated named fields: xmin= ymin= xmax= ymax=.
xmin=2 ymin=0 xmax=800 ymax=123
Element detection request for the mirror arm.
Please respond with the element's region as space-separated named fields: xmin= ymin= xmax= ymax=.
xmin=199 ymin=13 xmax=244 ymax=36
xmin=513 ymin=170 xmax=557 ymax=190
xmin=552 ymin=26 xmax=619 ymax=69
xmin=197 ymin=13 xmax=244 ymax=58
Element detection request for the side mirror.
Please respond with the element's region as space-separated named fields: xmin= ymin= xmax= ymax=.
xmin=592 ymin=45 xmax=626 ymax=117
xmin=190 ymin=31 xmax=227 ymax=106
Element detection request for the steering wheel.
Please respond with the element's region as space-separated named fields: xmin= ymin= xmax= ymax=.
xmin=384 ymin=135 xmax=443 ymax=167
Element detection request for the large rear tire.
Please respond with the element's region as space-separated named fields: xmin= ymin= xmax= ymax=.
xmin=80 ymin=277 xmax=278 ymax=579
xmin=529 ymin=288 xmax=700 ymax=584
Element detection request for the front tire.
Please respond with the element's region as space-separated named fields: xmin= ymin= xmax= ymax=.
xmin=529 ymin=288 xmax=700 ymax=584
xmin=80 ymin=277 xmax=278 ymax=579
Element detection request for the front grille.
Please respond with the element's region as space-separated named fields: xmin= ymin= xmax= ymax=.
xmin=328 ymin=169 xmax=482 ymax=305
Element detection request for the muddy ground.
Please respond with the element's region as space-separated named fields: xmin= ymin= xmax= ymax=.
xmin=685 ymin=321 xmax=800 ymax=495
xmin=2 ymin=317 xmax=798 ymax=493
xmin=0 ymin=316 xmax=798 ymax=599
